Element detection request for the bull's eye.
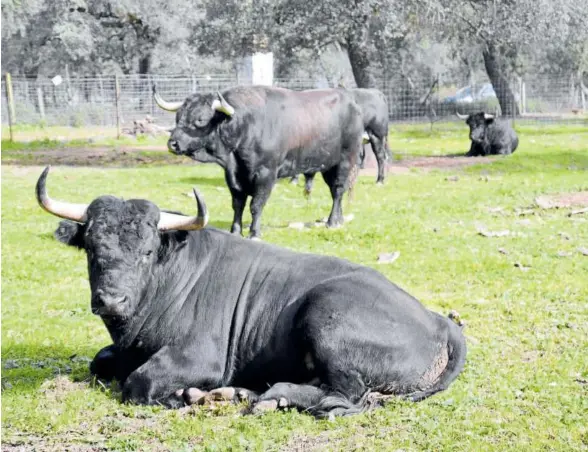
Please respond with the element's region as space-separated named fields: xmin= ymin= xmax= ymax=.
xmin=145 ymin=250 xmax=153 ymax=256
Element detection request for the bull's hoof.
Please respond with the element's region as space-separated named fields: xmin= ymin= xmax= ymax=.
xmin=376 ymin=181 xmax=384 ymax=186
xmin=326 ymin=221 xmax=343 ymax=229
xmin=249 ymin=236 xmax=262 ymax=242
xmin=209 ymin=387 xmax=236 ymax=401
xmin=183 ymin=387 xmax=208 ymax=405
xmin=249 ymin=399 xmax=279 ymax=414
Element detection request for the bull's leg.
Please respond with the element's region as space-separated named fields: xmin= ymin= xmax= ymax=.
xmin=248 ymin=382 xmax=326 ymax=414
xmin=248 ymin=381 xmax=370 ymax=418
xmin=368 ymin=132 xmax=387 ymax=185
xmin=322 ymin=164 xmax=350 ymax=228
xmin=229 ymin=189 xmax=247 ymax=236
xmin=90 ymin=344 xmax=145 ymax=383
xmin=122 ymin=344 xmax=223 ymax=409
xmin=303 ymin=173 xmax=316 ymax=198
xmin=465 ymin=142 xmax=479 ymax=157
xmin=358 ymin=145 xmax=367 ymax=169
xmin=249 ymin=171 xmax=276 ymax=239
xmin=290 ymin=175 xmax=300 ymax=185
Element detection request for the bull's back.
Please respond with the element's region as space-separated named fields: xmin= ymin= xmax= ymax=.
xmin=353 ymin=89 xmax=389 ymax=136
xmin=261 ymin=89 xmax=362 ymax=176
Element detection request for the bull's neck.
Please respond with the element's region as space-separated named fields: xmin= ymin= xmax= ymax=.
xmin=105 ymin=233 xmax=213 ymax=350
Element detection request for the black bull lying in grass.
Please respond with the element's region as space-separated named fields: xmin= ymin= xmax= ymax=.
xmin=36 ymin=167 xmax=467 ymax=418
xmin=154 ymin=85 xmax=364 ymax=239
xmin=457 ymin=111 xmax=519 ymax=156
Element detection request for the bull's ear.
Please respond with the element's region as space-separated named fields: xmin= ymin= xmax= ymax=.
xmin=54 ymin=220 xmax=85 ymax=248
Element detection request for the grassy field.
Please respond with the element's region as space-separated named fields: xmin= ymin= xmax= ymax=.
xmin=2 ymin=125 xmax=588 ymax=451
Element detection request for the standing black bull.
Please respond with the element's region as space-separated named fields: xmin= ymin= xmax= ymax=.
xmin=37 ymin=167 xmax=467 ymax=418
xmin=292 ymin=88 xmax=392 ymax=195
xmin=457 ymin=111 xmax=519 ymax=156
xmin=153 ymin=85 xmax=363 ymax=239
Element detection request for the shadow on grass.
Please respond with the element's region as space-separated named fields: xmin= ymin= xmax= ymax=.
xmin=1 ymin=343 xmax=103 ymax=392
xmin=465 ymin=151 xmax=588 ymax=174
xmin=180 ymin=175 xmax=226 ymax=188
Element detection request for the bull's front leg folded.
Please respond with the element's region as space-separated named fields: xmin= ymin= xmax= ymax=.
xmin=90 ymin=344 xmax=147 ymax=384
xmin=122 ymin=345 xmax=223 ymax=409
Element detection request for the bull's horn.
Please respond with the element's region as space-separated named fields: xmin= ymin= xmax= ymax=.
xmin=157 ymin=188 xmax=208 ymax=231
xmin=211 ymin=91 xmax=235 ymax=116
xmin=152 ymin=85 xmax=183 ymax=112
xmin=36 ymin=166 xmax=88 ymax=223
xmin=484 ymin=113 xmax=495 ymax=119
xmin=455 ymin=111 xmax=469 ymax=120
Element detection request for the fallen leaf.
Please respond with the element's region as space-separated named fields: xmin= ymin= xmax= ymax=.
xmin=445 ymin=175 xmax=459 ymax=182
xmin=487 ymin=207 xmax=504 ymax=213
xmin=578 ymin=247 xmax=588 ymax=256
xmin=568 ymin=207 xmax=588 ymax=217
xmin=478 ymin=228 xmax=510 ymax=237
xmin=514 ymin=262 xmax=531 ymax=271
xmin=516 ymin=209 xmax=535 ymax=216
xmin=557 ymin=251 xmax=572 ymax=257
xmin=287 ymin=222 xmax=305 ymax=230
xmin=377 ymin=251 xmax=400 ymax=264
xmin=498 ymin=248 xmax=509 ymax=255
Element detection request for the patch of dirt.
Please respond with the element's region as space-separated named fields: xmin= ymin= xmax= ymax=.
xmin=2 ymin=145 xmax=189 ymax=168
xmin=3 ymin=143 xmax=493 ymax=172
xmin=360 ymin=151 xmax=494 ymax=176
xmin=282 ymin=431 xmax=334 ymax=452
xmin=535 ymin=192 xmax=588 ymax=209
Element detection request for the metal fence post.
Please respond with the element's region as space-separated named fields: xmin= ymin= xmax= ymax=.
xmin=115 ymin=74 xmax=121 ymax=139
xmin=4 ymin=72 xmax=16 ymax=141
xmin=37 ymin=86 xmax=46 ymax=123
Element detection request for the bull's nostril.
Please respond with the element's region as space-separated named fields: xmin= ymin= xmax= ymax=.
xmin=93 ymin=292 xmax=127 ymax=310
xmin=167 ymin=139 xmax=180 ymax=153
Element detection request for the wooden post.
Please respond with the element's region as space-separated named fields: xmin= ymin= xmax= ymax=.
xmin=521 ymin=80 xmax=526 ymax=114
xmin=4 ymin=72 xmax=16 ymax=141
xmin=37 ymin=86 xmax=45 ymax=123
xmin=115 ymin=74 xmax=121 ymax=139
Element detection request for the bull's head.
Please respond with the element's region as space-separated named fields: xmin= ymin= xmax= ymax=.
xmin=456 ymin=111 xmax=495 ymax=143
xmin=153 ymin=85 xmax=235 ymax=162
xmin=36 ymin=166 xmax=208 ymax=319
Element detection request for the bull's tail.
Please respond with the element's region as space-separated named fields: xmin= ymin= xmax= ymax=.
xmin=384 ymin=135 xmax=393 ymax=161
xmin=346 ymin=160 xmax=359 ymax=205
xmin=406 ymin=316 xmax=467 ymax=402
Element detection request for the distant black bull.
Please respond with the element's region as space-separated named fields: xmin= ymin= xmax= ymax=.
xmin=36 ymin=167 xmax=467 ymax=418
xmin=291 ymin=88 xmax=391 ymax=195
xmin=153 ymin=85 xmax=363 ymax=239
xmin=457 ymin=111 xmax=519 ymax=156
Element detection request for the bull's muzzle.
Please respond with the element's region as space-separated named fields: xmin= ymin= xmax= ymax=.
xmin=167 ymin=138 xmax=181 ymax=154
xmin=92 ymin=289 xmax=128 ymax=316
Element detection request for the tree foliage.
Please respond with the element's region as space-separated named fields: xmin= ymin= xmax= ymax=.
xmin=1 ymin=0 xmax=586 ymax=99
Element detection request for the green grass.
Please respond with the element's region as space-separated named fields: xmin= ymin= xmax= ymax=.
xmin=2 ymin=127 xmax=588 ymax=450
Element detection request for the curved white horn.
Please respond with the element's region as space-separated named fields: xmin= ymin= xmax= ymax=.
xmin=484 ymin=113 xmax=495 ymax=119
xmin=455 ymin=111 xmax=469 ymax=120
xmin=152 ymin=85 xmax=184 ymax=112
xmin=211 ymin=91 xmax=235 ymax=116
xmin=157 ymin=188 xmax=208 ymax=231
xmin=36 ymin=166 xmax=88 ymax=223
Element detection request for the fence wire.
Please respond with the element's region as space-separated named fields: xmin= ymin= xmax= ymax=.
xmin=2 ymin=74 xmax=587 ymax=130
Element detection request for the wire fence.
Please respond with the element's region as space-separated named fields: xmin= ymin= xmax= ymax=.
xmin=2 ymin=73 xmax=587 ymax=132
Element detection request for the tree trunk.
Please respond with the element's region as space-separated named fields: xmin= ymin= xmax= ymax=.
xmin=482 ymin=43 xmax=519 ymax=117
xmin=138 ymin=54 xmax=151 ymax=75
xmin=346 ymin=26 xmax=376 ymax=89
